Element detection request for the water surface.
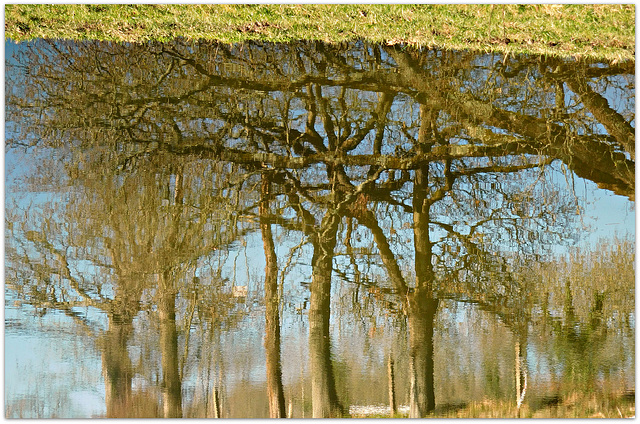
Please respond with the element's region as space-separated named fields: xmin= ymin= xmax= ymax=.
xmin=4 ymin=39 xmax=635 ymax=418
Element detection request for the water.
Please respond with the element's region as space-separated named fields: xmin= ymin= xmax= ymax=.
xmin=4 ymin=39 xmax=635 ymax=418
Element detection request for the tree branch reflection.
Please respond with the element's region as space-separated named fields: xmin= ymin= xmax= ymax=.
xmin=5 ymin=39 xmax=634 ymax=418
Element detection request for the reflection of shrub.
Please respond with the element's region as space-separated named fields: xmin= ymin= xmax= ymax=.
xmin=522 ymin=236 xmax=634 ymax=328
xmin=428 ymin=391 xmax=635 ymax=418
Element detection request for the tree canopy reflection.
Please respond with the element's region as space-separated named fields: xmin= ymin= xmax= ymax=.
xmin=5 ymin=39 xmax=634 ymax=418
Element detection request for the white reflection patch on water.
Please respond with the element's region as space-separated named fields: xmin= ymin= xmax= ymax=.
xmin=69 ymin=390 xmax=105 ymax=418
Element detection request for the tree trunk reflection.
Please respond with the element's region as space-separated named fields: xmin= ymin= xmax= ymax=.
xmin=408 ymin=289 xmax=438 ymax=417
xmin=408 ymin=161 xmax=439 ymax=417
xmin=101 ymin=315 xmax=135 ymax=418
xmin=158 ymin=270 xmax=183 ymax=418
xmin=309 ymin=210 xmax=344 ymax=418
xmin=260 ymin=173 xmax=287 ymax=418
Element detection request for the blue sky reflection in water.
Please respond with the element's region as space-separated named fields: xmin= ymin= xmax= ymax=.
xmin=4 ymin=39 xmax=635 ymax=418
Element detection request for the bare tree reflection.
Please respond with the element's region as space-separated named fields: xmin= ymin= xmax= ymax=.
xmin=5 ymin=38 xmax=634 ymax=417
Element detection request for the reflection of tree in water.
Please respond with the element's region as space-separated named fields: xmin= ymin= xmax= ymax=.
xmin=5 ymin=39 xmax=634 ymax=417
xmin=5 ymin=151 xmax=249 ymax=416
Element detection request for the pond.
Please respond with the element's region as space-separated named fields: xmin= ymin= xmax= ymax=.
xmin=4 ymin=39 xmax=635 ymax=418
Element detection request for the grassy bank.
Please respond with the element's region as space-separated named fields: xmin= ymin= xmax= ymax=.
xmin=4 ymin=4 xmax=635 ymax=61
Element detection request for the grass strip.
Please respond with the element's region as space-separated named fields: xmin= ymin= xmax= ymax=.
xmin=5 ymin=4 xmax=635 ymax=61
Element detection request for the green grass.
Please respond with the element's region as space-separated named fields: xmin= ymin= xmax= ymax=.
xmin=4 ymin=4 xmax=635 ymax=61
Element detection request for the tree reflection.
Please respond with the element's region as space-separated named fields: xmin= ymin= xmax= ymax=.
xmin=5 ymin=39 xmax=634 ymax=418
xmin=5 ymin=142 xmax=248 ymax=416
xmin=260 ymin=172 xmax=286 ymax=418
